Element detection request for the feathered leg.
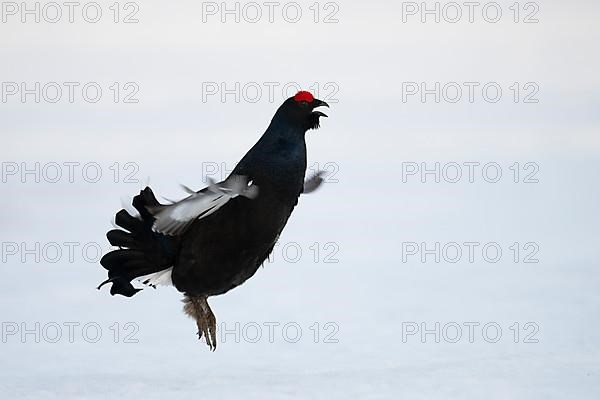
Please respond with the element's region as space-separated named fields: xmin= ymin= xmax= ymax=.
xmin=183 ymin=295 xmax=217 ymax=351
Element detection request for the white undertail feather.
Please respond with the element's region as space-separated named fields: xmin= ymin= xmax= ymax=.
xmin=137 ymin=267 xmax=173 ymax=288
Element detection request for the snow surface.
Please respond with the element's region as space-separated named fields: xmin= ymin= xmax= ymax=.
xmin=1 ymin=160 xmax=599 ymax=399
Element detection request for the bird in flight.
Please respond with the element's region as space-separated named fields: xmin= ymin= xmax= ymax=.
xmin=98 ymin=91 xmax=329 ymax=350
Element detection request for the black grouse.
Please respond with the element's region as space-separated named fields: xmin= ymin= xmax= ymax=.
xmin=98 ymin=91 xmax=329 ymax=350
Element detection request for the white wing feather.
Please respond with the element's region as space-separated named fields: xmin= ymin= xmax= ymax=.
xmin=147 ymin=175 xmax=258 ymax=236
xmin=303 ymin=170 xmax=326 ymax=194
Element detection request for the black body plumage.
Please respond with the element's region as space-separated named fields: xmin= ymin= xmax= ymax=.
xmin=98 ymin=93 xmax=328 ymax=305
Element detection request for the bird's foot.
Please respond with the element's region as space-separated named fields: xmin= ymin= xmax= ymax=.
xmin=183 ymin=295 xmax=217 ymax=351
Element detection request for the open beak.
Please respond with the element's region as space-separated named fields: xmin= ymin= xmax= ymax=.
xmin=312 ymin=99 xmax=329 ymax=118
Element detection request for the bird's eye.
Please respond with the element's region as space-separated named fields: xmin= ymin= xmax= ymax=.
xmin=299 ymin=100 xmax=309 ymax=108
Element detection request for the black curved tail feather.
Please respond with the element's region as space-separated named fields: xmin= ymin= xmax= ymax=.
xmin=98 ymin=187 xmax=176 ymax=297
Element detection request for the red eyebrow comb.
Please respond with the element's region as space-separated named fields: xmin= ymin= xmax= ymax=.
xmin=294 ymin=91 xmax=314 ymax=103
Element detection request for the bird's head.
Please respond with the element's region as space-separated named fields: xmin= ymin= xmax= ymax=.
xmin=274 ymin=91 xmax=330 ymax=131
